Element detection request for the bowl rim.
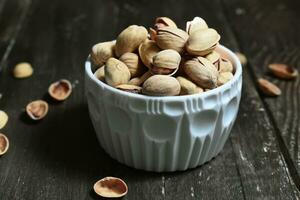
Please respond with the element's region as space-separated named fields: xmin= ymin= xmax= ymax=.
xmin=85 ymin=44 xmax=242 ymax=101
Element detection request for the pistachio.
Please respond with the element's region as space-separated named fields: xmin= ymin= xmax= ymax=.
xmin=93 ymin=177 xmax=128 ymax=198
xmin=0 ymin=111 xmax=8 ymax=129
xmin=128 ymin=71 xmax=152 ymax=86
xmin=119 ymin=52 xmax=146 ymax=77
xmin=186 ymin=17 xmax=208 ymax=35
xmin=235 ymin=52 xmax=247 ymax=66
xmin=205 ymin=51 xmax=220 ymax=69
xmin=219 ymin=58 xmax=234 ymax=73
xmin=94 ymin=66 xmax=105 ymax=81
xmin=90 ymin=41 xmax=115 ymax=67
xmin=268 ymin=63 xmax=298 ymax=79
xmin=138 ymin=40 xmax=161 ymax=68
xmin=13 ymin=62 xmax=33 ymax=78
xmin=154 ymin=17 xmax=177 ymax=29
xmin=155 ymin=27 xmax=189 ymax=53
xmin=184 ymin=57 xmax=218 ymax=89
xmin=0 ymin=133 xmax=9 ymax=156
xmin=142 ymin=75 xmax=180 ymax=96
xmin=48 ymin=79 xmax=72 ymax=101
xmin=26 ymin=100 xmax=49 ymax=120
xmin=217 ymin=72 xmax=234 ymax=86
xmin=116 ymin=84 xmax=142 ymax=94
xmin=151 ymin=49 xmax=181 ymax=75
xmin=258 ymin=78 xmax=281 ymax=96
xmin=105 ymin=58 xmax=131 ymax=87
xmin=115 ymin=25 xmax=148 ymax=57
xmin=186 ymin=28 xmax=220 ymax=56
xmin=176 ymin=76 xmax=197 ymax=95
xmin=149 ymin=27 xmax=157 ymax=41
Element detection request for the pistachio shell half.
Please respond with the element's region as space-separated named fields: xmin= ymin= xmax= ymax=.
xmin=138 ymin=40 xmax=161 ymax=68
xmin=119 ymin=52 xmax=146 ymax=77
xmin=26 ymin=100 xmax=49 ymax=120
xmin=155 ymin=27 xmax=189 ymax=53
xmin=142 ymin=75 xmax=180 ymax=96
xmin=186 ymin=28 xmax=220 ymax=56
xmin=0 ymin=110 xmax=8 ymax=129
xmin=0 ymin=133 xmax=9 ymax=156
xmin=48 ymin=79 xmax=72 ymax=101
xmin=94 ymin=66 xmax=105 ymax=81
xmin=116 ymin=84 xmax=142 ymax=94
xmin=93 ymin=177 xmax=128 ymax=198
xmin=186 ymin=17 xmax=208 ymax=35
xmin=154 ymin=17 xmax=177 ymax=29
xmin=184 ymin=57 xmax=218 ymax=89
xmin=115 ymin=25 xmax=148 ymax=57
xmin=105 ymin=58 xmax=131 ymax=87
xmin=151 ymin=49 xmax=181 ymax=75
xmin=90 ymin=41 xmax=115 ymax=67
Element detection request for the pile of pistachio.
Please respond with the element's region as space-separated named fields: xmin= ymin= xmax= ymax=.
xmin=91 ymin=17 xmax=234 ymax=96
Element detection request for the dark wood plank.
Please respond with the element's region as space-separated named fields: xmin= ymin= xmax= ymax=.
xmin=221 ymin=0 xmax=300 ymax=186
xmin=0 ymin=0 xmax=299 ymax=199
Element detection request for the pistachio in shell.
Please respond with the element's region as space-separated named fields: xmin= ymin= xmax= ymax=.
xmin=142 ymin=75 xmax=180 ymax=96
xmin=154 ymin=17 xmax=177 ymax=30
xmin=119 ymin=52 xmax=146 ymax=77
xmin=219 ymin=58 xmax=234 ymax=73
xmin=115 ymin=25 xmax=148 ymax=57
xmin=184 ymin=57 xmax=218 ymax=89
xmin=105 ymin=58 xmax=131 ymax=87
xmin=94 ymin=66 xmax=105 ymax=81
xmin=26 ymin=100 xmax=49 ymax=120
xmin=151 ymin=49 xmax=181 ymax=75
xmin=128 ymin=71 xmax=152 ymax=86
xmin=186 ymin=28 xmax=220 ymax=56
xmin=176 ymin=76 xmax=197 ymax=95
xmin=217 ymin=72 xmax=234 ymax=86
xmin=48 ymin=79 xmax=72 ymax=101
xmin=90 ymin=41 xmax=115 ymax=67
xmin=0 ymin=110 xmax=8 ymax=129
xmin=93 ymin=177 xmax=128 ymax=198
xmin=186 ymin=17 xmax=208 ymax=35
xmin=116 ymin=84 xmax=142 ymax=94
xmin=138 ymin=40 xmax=161 ymax=68
xmin=155 ymin=27 xmax=189 ymax=53
xmin=205 ymin=51 xmax=221 ymax=69
xmin=0 ymin=133 xmax=9 ymax=156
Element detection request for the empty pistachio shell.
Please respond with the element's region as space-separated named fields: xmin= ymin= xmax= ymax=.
xmin=154 ymin=17 xmax=177 ymax=29
xmin=0 ymin=133 xmax=9 ymax=156
xmin=128 ymin=71 xmax=152 ymax=86
xmin=119 ymin=52 xmax=146 ymax=77
xmin=115 ymin=25 xmax=148 ymax=57
xmin=235 ymin=52 xmax=247 ymax=66
xmin=186 ymin=28 xmax=220 ymax=56
xmin=205 ymin=51 xmax=220 ymax=69
xmin=219 ymin=58 xmax=234 ymax=73
xmin=155 ymin=27 xmax=189 ymax=53
xmin=13 ymin=62 xmax=33 ymax=78
xmin=48 ymin=79 xmax=72 ymax=101
xmin=116 ymin=84 xmax=142 ymax=94
xmin=151 ymin=49 xmax=181 ymax=75
xmin=26 ymin=100 xmax=49 ymax=120
xmin=94 ymin=66 xmax=105 ymax=81
xmin=138 ymin=40 xmax=161 ymax=68
xmin=90 ymin=41 xmax=115 ymax=67
xmin=0 ymin=111 xmax=8 ymax=129
xmin=93 ymin=177 xmax=128 ymax=198
xmin=186 ymin=17 xmax=208 ymax=35
xmin=142 ymin=75 xmax=180 ymax=96
xmin=258 ymin=78 xmax=281 ymax=96
xmin=184 ymin=57 xmax=218 ymax=89
xmin=176 ymin=76 xmax=197 ymax=95
xmin=217 ymin=72 xmax=234 ymax=86
xmin=268 ymin=63 xmax=298 ymax=79
xmin=105 ymin=58 xmax=131 ymax=87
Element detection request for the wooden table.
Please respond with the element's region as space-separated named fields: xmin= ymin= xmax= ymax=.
xmin=0 ymin=0 xmax=300 ymax=199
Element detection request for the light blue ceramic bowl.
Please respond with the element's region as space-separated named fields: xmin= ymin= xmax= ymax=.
xmin=85 ymin=45 xmax=242 ymax=172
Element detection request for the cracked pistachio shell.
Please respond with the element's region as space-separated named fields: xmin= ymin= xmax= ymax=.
xmin=116 ymin=84 xmax=142 ymax=94
xmin=176 ymin=76 xmax=197 ymax=95
xmin=119 ymin=52 xmax=146 ymax=77
xmin=138 ymin=40 xmax=161 ymax=68
xmin=142 ymin=75 xmax=180 ymax=96
xmin=94 ymin=66 xmax=105 ymax=81
xmin=155 ymin=27 xmax=189 ymax=53
xmin=217 ymin=72 xmax=233 ymax=86
xmin=186 ymin=17 xmax=208 ymax=35
xmin=184 ymin=57 xmax=218 ymax=89
xmin=105 ymin=58 xmax=131 ymax=87
xmin=154 ymin=17 xmax=177 ymax=29
xmin=115 ymin=25 xmax=148 ymax=57
xmin=205 ymin=51 xmax=220 ymax=69
xmin=93 ymin=177 xmax=128 ymax=198
xmin=90 ymin=41 xmax=115 ymax=67
xmin=219 ymin=58 xmax=234 ymax=73
xmin=186 ymin=28 xmax=220 ymax=56
xmin=151 ymin=49 xmax=181 ymax=75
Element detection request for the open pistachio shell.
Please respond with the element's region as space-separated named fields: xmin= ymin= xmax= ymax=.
xmin=186 ymin=17 xmax=208 ymax=35
xmin=138 ymin=40 xmax=161 ymax=68
xmin=93 ymin=177 xmax=128 ymax=198
xmin=119 ymin=52 xmax=146 ymax=77
xmin=26 ymin=100 xmax=49 ymax=120
xmin=205 ymin=51 xmax=221 ymax=69
xmin=48 ymin=79 xmax=72 ymax=101
xmin=0 ymin=133 xmax=9 ymax=156
xmin=90 ymin=41 xmax=115 ymax=67
xmin=151 ymin=49 xmax=181 ymax=75
xmin=154 ymin=17 xmax=177 ymax=29
xmin=105 ymin=58 xmax=131 ymax=87
xmin=142 ymin=75 xmax=180 ymax=96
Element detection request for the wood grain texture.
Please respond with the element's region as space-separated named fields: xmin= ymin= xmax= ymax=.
xmin=220 ymin=0 xmax=300 ymax=186
xmin=0 ymin=0 xmax=299 ymax=199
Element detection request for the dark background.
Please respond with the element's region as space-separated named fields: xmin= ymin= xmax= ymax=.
xmin=0 ymin=0 xmax=300 ymax=199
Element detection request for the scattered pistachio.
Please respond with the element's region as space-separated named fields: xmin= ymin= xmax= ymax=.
xmin=258 ymin=78 xmax=281 ymax=96
xmin=93 ymin=177 xmax=128 ymax=198
xmin=235 ymin=52 xmax=247 ymax=66
xmin=26 ymin=100 xmax=49 ymax=120
xmin=0 ymin=133 xmax=9 ymax=156
xmin=13 ymin=62 xmax=33 ymax=78
xmin=268 ymin=63 xmax=298 ymax=80
xmin=48 ymin=79 xmax=72 ymax=101
xmin=0 ymin=110 xmax=8 ymax=129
